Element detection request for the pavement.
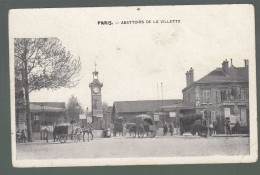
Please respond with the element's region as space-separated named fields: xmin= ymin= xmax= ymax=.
xmin=16 ymin=135 xmax=250 ymax=160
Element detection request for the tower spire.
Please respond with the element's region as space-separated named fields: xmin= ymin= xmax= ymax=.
xmin=93 ymin=62 xmax=99 ymax=80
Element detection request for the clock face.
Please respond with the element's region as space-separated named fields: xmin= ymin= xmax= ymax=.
xmin=93 ymin=87 xmax=99 ymax=93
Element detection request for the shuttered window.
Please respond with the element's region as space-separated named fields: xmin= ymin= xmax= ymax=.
xmin=203 ymin=90 xmax=211 ymax=103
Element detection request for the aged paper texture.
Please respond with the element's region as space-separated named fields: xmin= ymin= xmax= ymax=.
xmin=9 ymin=5 xmax=257 ymax=167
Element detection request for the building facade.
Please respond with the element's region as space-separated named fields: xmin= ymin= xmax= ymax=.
xmin=16 ymin=102 xmax=67 ymax=140
xmin=182 ymin=59 xmax=249 ymax=133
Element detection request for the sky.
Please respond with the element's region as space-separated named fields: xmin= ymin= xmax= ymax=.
xmin=9 ymin=5 xmax=255 ymax=109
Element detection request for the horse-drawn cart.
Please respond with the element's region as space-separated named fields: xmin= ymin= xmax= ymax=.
xmin=127 ymin=115 xmax=157 ymax=138
xmin=179 ymin=114 xmax=208 ymax=136
xmin=53 ymin=124 xmax=73 ymax=143
xmin=53 ymin=123 xmax=83 ymax=143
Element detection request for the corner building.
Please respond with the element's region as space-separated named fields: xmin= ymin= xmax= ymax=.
xmin=182 ymin=59 xmax=249 ymax=133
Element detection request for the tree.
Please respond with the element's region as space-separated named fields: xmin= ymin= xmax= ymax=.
xmin=67 ymin=95 xmax=84 ymax=123
xmin=15 ymin=38 xmax=81 ymax=141
xmin=102 ymin=102 xmax=108 ymax=112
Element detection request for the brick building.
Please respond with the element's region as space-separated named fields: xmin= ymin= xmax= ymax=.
xmin=182 ymin=59 xmax=249 ymax=133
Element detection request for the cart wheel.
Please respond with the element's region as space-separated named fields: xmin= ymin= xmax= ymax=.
xmin=130 ymin=131 xmax=136 ymax=138
xmin=59 ymin=136 xmax=67 ymax=143
xmin=138 ymin=131 xmax=144 ymax=138
xmin=151 ymin=131 xmax=156 ymax=138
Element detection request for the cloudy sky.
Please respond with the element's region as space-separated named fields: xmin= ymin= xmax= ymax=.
xmin=9 ymin=5 xmax=255 ymax=108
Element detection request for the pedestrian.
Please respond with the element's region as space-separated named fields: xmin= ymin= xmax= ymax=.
xmin=21 ymin=129 xmax=27 ymax=143
xmin=53 ymin=126 xmax=57 ymax=142
xmin=213 ymin=121 xmax=217 ymax=135
xmin=43 ymin=127 xmax=49 ymax=143
xmin=169 ymin=122 xmax=174 ymax=136
xmin=163 ymin=122 xmax=168 ymax=136
xmin=225 ymin=119 xmax=232 ymax=135
xmin=209 ymin=123 xmax=214 ymax=136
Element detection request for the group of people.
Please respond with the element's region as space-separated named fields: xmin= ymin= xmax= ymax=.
xmin=163 ymin=122 xmax=175 ymax=136
xmin=16 ymin=129 xmax=27 ymax=143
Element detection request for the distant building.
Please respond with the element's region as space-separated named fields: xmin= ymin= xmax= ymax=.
xmin=112 ymin=99 xmax=182 ymax=127
xmin=181 ymin=59 xmax=249 ymax=133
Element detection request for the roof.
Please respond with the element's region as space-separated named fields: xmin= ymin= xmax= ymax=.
xmin=196 ymin=67 xmax=248 ymax=84
xmin=113 ymin=99 xmax=182 ymax=113
xmin=183 ymin=66 xmax=248 ymax=92
xmin=106 ymin=106 xmax=113 ymax=114
xmin=30 ymin=102 xmax=66 ymax=112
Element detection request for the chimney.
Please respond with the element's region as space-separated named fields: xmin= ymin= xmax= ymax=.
xmin=189 ymin=67 xmax=194 ymax=83
xmin=222 ymin=59 xmax=229 ymax=75
xmin=230 ymin=58 xmax=233 ymax=67
xmin=244 ymin=59 xmax=249 ymax=67
xmin=186 ymin=71 xmax=190 ymax=87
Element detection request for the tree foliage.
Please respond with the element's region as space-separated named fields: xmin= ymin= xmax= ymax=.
xmin=67 ymin=95 xmax=84 ymax=122
xmin=15 ymin=38 xmax=81 ymax=92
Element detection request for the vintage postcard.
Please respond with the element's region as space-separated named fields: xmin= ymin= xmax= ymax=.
xmin=9 ymin=5 xmax=257 ymax=167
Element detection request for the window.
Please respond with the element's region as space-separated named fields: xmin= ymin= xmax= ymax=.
xmin=221 ymin=90 xmax=227 ymax=101
xmin=33 ymin=115 xmax=39 ymax=121
xmin=154 ymin=115 xmax=159 ymax=121
xmin=216 ymin=91 xmax=221 ymax=104
xmin=224 ymin=108 xmax=230 ymax=117
xmin=241 ymin=89 xmax=245 ymax=100
xmin=202 ymin=90 xmax=211 ymax=103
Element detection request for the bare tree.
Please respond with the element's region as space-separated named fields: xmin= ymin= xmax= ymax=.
xmin=14 ymin=38 xmax=81 ymax=141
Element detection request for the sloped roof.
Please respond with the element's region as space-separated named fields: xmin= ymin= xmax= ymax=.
xmin=113 ymin=99 xmax=182 ymax=113
xmin=106 ymin=106 xmax=113 ymax=114
xmin=196 ymin=67 xmax=248 ymax=84
xmin=30 ymin=102 xmax=66 ymax=112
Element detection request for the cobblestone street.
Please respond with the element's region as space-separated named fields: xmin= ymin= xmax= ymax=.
xmin=16 ymin=136 xmax=250 ymax=160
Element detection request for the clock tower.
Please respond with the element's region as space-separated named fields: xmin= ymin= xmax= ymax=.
xmin=89 ymin=64 xmax=103 ymax=129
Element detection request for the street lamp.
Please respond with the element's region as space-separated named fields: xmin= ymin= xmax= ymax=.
xmin=206 ymin=102 xmax=212 ymax=136
xmin=41 ymin=103 xmax=45 ymax=140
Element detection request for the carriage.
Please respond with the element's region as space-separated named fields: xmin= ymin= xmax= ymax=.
xmin=113 ymin=117 xmax=124 ymax=136
xmin=179 ymin=114 xmax=208 ymax=136
xmin=53 ymin=123 xmax=87 ymax=143
xmin=127 ymin=115 xmax=157 ymax=138
xmin=53 ymin=124 xmax=73 ymax=143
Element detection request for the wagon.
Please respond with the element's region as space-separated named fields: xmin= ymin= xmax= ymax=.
xmin=53 ymin=124 xmax=74 ymax=143
xmin=127 ymin=116 xmax=157 ymax=138
xmin=179 ymin=114 xmax=207 ymax=136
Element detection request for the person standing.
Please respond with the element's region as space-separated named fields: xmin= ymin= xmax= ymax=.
xmin=226 ymin=119 xmax=232 ymax=135
xmin=21 ymin=130 xmax=27 ymax=143
xmin=43 ymin=127 xmax=49 ymax=143
xmin=163 ymin=122 xmax=168 ymax=136
xmin=213 ymin=121 xmax=218 ymax=135
xmin=169 ymin=122 xmax=174 ymax=136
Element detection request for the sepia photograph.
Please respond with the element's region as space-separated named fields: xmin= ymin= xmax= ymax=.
xmin=9 ymin=5 xmax=257 ymax=167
